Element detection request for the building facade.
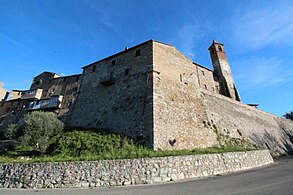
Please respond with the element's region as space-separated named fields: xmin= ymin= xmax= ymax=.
xmin=0 ymin=72 xmax=81 ymax=127
xmin=0 ymin=82 xmax=9 ymax=102
xmin=1 ymin=40 xmax=293 ymax=155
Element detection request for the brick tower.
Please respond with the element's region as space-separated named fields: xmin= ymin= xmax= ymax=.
xmin=208 ymin=40 xmax=241 ymax=101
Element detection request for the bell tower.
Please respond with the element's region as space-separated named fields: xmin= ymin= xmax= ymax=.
xmin=208 ymin=40 xmax=241 ymax=101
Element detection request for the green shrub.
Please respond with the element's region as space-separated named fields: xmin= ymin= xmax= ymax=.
xmin=4 ymin=124 xmax=24 ymax=140
xmin=22 ymin=111 xmax=64 ymax=153
xmin=47 ymin=131 xmax=143 ymax=159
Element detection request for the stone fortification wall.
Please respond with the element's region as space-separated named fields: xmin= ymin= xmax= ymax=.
xmin=67 ymin=41 xmax=154 ymax=145
xmin=152 ymin=42 xmax=218 ymax=150
xmin=201 ymin=90 xmax=293 ymax=155
xmin=0 ymin=150 xmax=273 ymax=189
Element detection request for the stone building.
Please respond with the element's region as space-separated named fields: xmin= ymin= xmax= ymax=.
xmin=67 ymin=40 xmax=293 ymax=154
xmin=0 ymin=82 xmax=9 ymax=102
xmin=0 ymin=72 xmax=81 ymax=127
xmin=1 ymin=40 xmax=293 ymax=155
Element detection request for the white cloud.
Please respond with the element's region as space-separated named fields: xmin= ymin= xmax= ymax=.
xmin=232 ymin=3 xmax=293 ymax=49
xmin=171 ymin=23 xmax=204 ymax=58
xmin=0 ymin=33 xmax=26 ymax=49
xmin=82 ymin=0 xmax=114 ymax=29
xmin=234 ymin=57 xmax=293 ymax=89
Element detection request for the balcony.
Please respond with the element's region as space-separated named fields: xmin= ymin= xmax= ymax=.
xmin=27 ymin=95 xmax=63 ymax=110
xmin=21 ymin=89 xmax=43 ymax=100
xmin=100 ymin=73 xmax=115 ymax=86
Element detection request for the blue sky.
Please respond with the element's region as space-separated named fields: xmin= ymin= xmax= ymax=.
xmin=0 ymin=0 xmax=292 ymax=116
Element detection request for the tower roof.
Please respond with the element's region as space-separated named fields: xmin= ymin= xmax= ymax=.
xmin=212 ymin=40 xmax=219 ymax=44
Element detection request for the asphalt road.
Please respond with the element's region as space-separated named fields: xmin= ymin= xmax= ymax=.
xmin=1 ymin=156 xmax=293 ymax=195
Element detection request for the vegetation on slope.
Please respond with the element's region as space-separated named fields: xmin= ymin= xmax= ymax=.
xmin=283 ymin=111 xmax=293 ymax=121
xmin=0 ymin=111 xmax=254 ymax=164
xmin=0 ymin=130 xmax=252 ymax=164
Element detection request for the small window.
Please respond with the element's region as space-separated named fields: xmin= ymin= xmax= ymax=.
xmin=218 ymin=45 xmax=223 ymax=51
xmin=204 ymin=84 xmax=207 ymax=90
xmin=202 ymin=70 xmax=205 ymax=76
xmin=72 ymin=87 xmax=78 ymax=93
xmin=112 ymin=60 xmax=116 ymax=66
xmin=36 ymin=79 xmax=43 ymax=85
xmin=135 ymin=49 xmax=140 ymax=57
xmin=125 ymin=68 xmax=130 ymax=76
xmin=0 ymin=102 xmax=4 ymax=107
xmin=92 ymin=65 xmax=96 ymax=72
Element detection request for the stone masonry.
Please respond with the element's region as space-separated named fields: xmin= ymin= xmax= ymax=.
xmin=1 ymin=39 xmax=293 ymax=155
xmin=0 ymin=82 xmax=9 ymax=102
xmin=0 ymin=150 xmax=273 ymax=189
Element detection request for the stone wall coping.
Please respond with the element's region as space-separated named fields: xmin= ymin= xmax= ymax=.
xmin=0 ymin=150 xmax=267 ymax=166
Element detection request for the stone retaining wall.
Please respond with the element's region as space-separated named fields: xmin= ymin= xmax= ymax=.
xmin=0 ymin=150 xmax=273 ymax=189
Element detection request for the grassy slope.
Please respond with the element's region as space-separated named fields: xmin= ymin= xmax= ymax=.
xmin=0 ymin=130 xmax=252 ymax=164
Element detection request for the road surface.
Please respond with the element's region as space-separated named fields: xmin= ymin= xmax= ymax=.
xmin=1 ymin=156 xmax=293 ymax=195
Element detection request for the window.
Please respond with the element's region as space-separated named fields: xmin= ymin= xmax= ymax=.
xmin=112 ymin=60 xmax=116 ymax=66
xmin=125 ymin=68 xmax=130 ymax=76
xmin=72 ymin=87 xmax=78 ymax=93
xmin=36 ymin=79 xmax=43 ymax=85
xmin=204 ymin=84 xmax=207 ymax=90
xmin=0 ymin=102 xmax=4 ymax=107
xmin=202 ymin=70 xmax=205 ymax=76
xmin=218 ymin=45 xmax=223 ymax=51
xmin=92 ymin=65 xmax=96 ymax=72
xmin=135 ymin=49 xmax=140 ymax=57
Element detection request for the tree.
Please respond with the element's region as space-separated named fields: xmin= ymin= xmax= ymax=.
xmin=5 ymin=123 xmax=24 ymax=140
xmin=283 ymin=111 xmax=293 ymax=121
xmin=22 ymin=111 xmax=64 ymax=153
